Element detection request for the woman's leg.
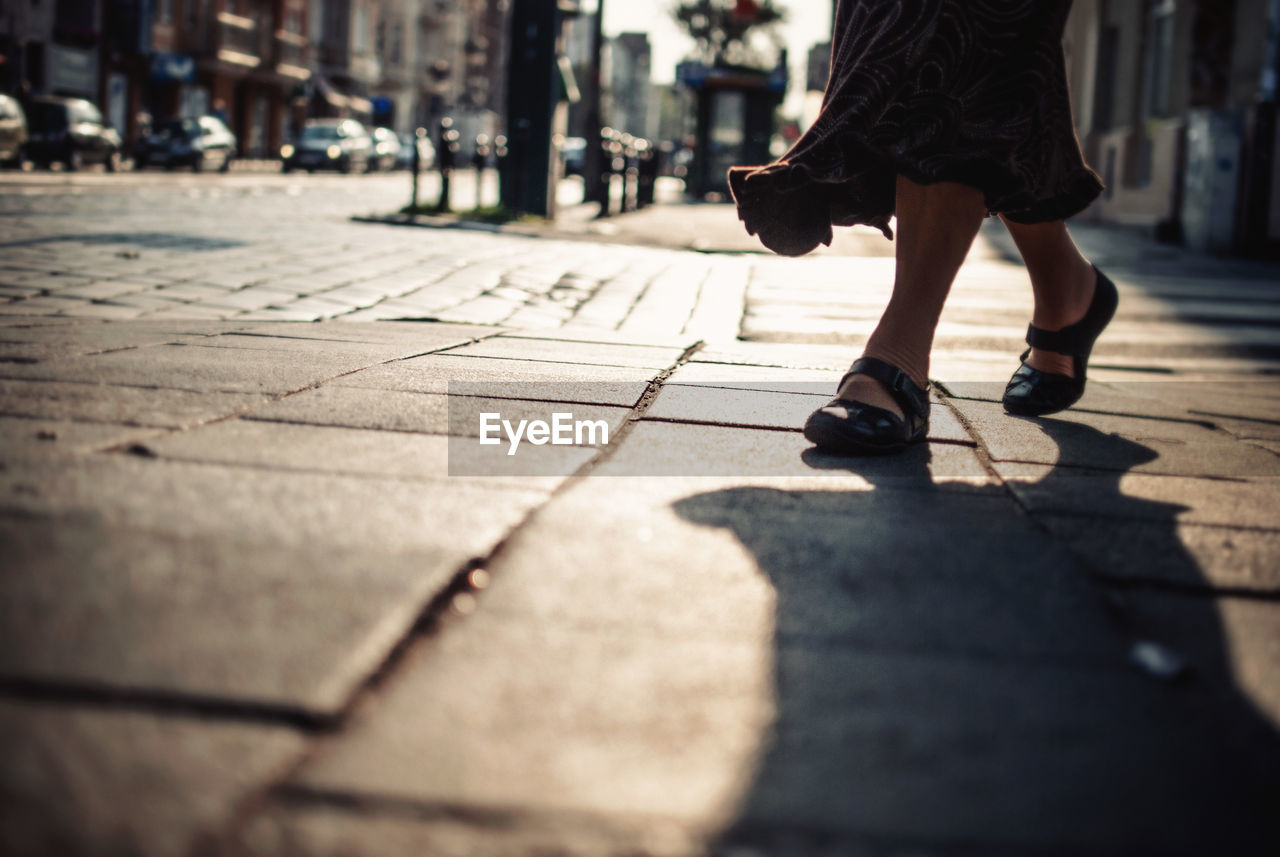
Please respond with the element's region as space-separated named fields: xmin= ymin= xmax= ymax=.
xmin=998 ymin=217 xmax=1097 ymax=375
xmin=839 ymin=175 xmax=987 ymax=415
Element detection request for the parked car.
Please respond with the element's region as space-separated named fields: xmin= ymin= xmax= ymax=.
xmin=0 ymin=94 xmax=27 ymax=168
xmin=25 ymin=96 xmax=121 ymax=171
xmin=135 ymin=115 xmax=237 ymax=172
xmin=367 ymin=127 xmax=401 ymax=172
xmin=280 ymin=119 xmax=371 ymax=173
xmin=394 ymin=132 xmax=436 ymax=171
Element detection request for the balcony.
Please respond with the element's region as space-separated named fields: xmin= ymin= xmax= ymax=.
xmin=274 ymin=30 xmax=309 ymax=80
xmin=216 ymin=11 xmax=261 ymax=68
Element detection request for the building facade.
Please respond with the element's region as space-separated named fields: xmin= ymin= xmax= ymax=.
xmin=608 ymin=31 xmax=651 ymax=139
xmin=2 ymin=0 xmax=105 ymax=103
xmin=2 ymin=0 xmax=313 ymax=157
xmin=1065 ymin=0 xmax=1280 ymax=253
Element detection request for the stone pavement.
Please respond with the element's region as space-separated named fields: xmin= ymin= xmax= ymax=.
xmin=1 ymin=177 xmax=1280 ymax=855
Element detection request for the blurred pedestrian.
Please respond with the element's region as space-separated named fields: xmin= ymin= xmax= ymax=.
xmin=730 ymin=1 xmax=1116 ymax=455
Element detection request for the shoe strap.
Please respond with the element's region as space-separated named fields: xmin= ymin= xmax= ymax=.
xmin=838 ymin=356 xmax=930 ymax=421
xmin=1024 ymin=267 xmax=1117 ymax=356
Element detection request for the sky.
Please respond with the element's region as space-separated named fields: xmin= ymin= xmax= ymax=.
xmin=602 ymin=0 xmax=834 ymax=114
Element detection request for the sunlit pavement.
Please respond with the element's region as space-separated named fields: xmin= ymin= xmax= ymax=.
xmin=2 ymin=171 xmax=1280 ymax=856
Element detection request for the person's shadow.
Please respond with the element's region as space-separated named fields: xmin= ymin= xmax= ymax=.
xmin=674 ymin=419 xmax=1280 ymax=855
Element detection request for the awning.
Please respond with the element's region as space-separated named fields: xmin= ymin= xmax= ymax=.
xmin=314 ymin=74 xmax=348 ymax=109
xmin=314 ymin=75 xmax=372 ymax=117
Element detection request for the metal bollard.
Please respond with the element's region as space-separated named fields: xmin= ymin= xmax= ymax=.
xmin=636 ymin=140 xmax=657 ymax=209
xmin=472 ymin=134 xmax=490 ymax=210
xmin=410 ymin=126 xmax=426 ymax=215
xmin=436 ymin=117 xmax=459 ymax=213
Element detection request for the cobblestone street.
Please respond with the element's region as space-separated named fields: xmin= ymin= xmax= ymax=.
xmin=2 ymin=170 xmax=1280 ymax=856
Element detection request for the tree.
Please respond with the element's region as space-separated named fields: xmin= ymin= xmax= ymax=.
xmin=674 ymin=0 xmax=787 ymax=69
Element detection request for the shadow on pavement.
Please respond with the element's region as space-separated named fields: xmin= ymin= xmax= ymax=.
xmin=674 ymin=421 xmax=1280 ymax=855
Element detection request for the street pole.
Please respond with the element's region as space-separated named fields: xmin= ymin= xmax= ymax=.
xmin=583 ymin=0 xmax=608 ymax=211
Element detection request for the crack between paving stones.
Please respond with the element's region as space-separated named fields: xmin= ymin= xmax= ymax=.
xmin=943 ymin=394 xmax=1280 ymax=644
xmin=677 ymin=264 xmax=714 ymax=337
xmin=931 ymin=393 xmax=1175 ymax=656
xmin=79 ymin=331 xmax=511 ymax=452
xmin=0 ymin=676 xmax=333 ymax=731
xmin=216 ymin=340 xmax=710 ymax=842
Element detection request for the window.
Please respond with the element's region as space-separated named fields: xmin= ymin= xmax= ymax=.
xmin=1141 ymin=0 xmax=1177 ymax=119
xmin=354 ymin=4 xmax=368 ymax=53
xmin=309 ymin=0 xmax=324 ymax=44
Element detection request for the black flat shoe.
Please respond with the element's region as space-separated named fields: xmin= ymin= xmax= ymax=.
xmin=1003 ymin=266 xmax=1118 ymax=417
xmin=803 ymin=356 xmax=930 ymax=455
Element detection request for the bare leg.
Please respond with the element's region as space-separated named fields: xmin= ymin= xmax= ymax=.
xmin=839 ymin=175 xmax=987 ymax=416
xmin=998 ymin=217 xmax=1097 ymax=376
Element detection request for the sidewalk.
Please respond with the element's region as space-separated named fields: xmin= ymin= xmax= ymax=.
xmin=1 ymin=204 xmax=1279 ymax=855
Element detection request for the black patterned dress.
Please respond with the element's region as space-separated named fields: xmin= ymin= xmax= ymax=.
xmin=728 ymin=0 xmax=1103 ymax=256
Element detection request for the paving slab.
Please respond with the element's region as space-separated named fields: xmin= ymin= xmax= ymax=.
xmin=0 ymin=700 xmax=305 ymax=857
xmin=502 ymin=326 xmax=697 ymax=350
xmin=245 ymin=384 xmax=631 ymax=441
xmin=0 ymin=318 xmax=248 ymax=343
xmin=940 ymin=379 xmax=1211 ymax=421
xmin=0 ymin=457 xmax=547 ymax=712
xmin=244 ymin=385 xmax=450 ymax=433
xmin=595 ymin=421 xmax=989 ymax=481
xmin=0 ymin=453 xmax=546 ymax=559
xmin=1120 ymin=591 xmax=1280 ymax=723
xmin=190 ymin=333 xmax=440 ymax=361
xmin=290 ymin=613 xmax=773 ymax=831
xmin=692 ymin=342 xmax=856 ymax=370
xmin=0 ymin=416 xmax=160 ymax=460
xmin=146 ymin=418 xmax=584 ymax=490
xmin=645 ymin=383 xmax=973 ymax=444
xmin=1035 ymin=515 xmax=1280 ymax=593
xmin=0 ymin=323 xmax=217 ymax=361
xmin=439 ymin=335 xmax=685 ymax=370
xmin=664 ymin=360 xmax=854 ymax=390
xmin=285 ymin=599 xmax=1278 ymax=855
xmin=950 ymin=398 xmax=1280 ymax=478
xmin=1212 ymin=415 xmax=1280 ymax=443
xmin=993 ymin=464 xmax=1280 ymax=530
xmin=0 ymin=516 xmax=458 ymax=712
xmin=478 ymin=476 xmax=1119 ymax=661
xmin=0 ymin=341 xmax=410 ymax=394
xmin=229 ymin=802 xmax=704 ymax=857
xmin=709 ymin=645 xmax=1279 ymax=854
xmin=226 ymin=320 xmax=503 ymax=346
xmin=331 ymin=353 xmax=652 ymax=406
xmin=0 ymin=377 xmax=269 ymax=428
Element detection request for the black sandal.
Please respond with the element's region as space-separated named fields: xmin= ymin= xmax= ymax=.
xmin=1003 ymin=266 xmax=1118 ymax=417
xmin=803 ymin=356 xmax=930 ymax=455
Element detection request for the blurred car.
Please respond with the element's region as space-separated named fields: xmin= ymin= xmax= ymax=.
xmin=367 ymin=127 xmax=400 ymax=172
xmin=559 ymin=135 xmax=586 ymax=175
xmin=394 ymin=133 xmax=436 ymax=170
xmin=134 ymin=116 xmax=237 ymax=172
xmin=280 ymin=119 xmax=371 ymax=173
xmin=0 ymin=94 xmax=27 ymax=167
xmin=25 ymin=96 xmax=121 ymax=171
